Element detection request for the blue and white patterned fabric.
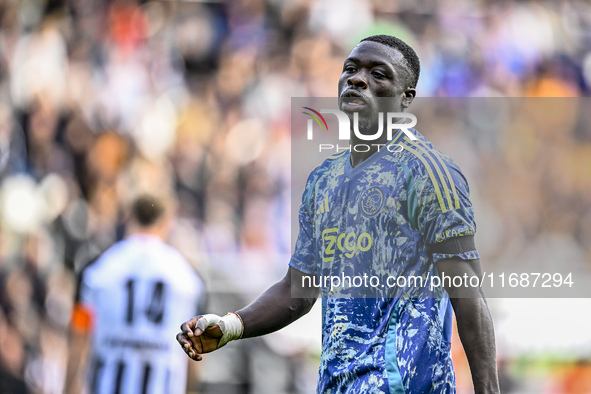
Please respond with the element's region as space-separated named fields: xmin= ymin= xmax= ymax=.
xmin=290 ymin=129 xmax=478 ymax=393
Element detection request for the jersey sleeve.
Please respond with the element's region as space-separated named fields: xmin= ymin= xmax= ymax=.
xmin=289 ymin=168 xmax=323 ymax=275
xmin=407 ymin=152 xmax=479 ymax=263
xmin=71 ymin=268 xmax=95 ymax=334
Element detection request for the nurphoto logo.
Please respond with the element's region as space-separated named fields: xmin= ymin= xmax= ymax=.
xmin=302 ymin=107 xmax=417 ymax=152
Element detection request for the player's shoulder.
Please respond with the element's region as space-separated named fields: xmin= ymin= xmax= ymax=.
xmin=300 ymin=150 xmax=349 ymax=207
xmin=82 ymin=240 xmax=127 ymax=274
xmin=310 ymin=149 xmax=349 ymax=177
xmin=324 ymin=149 xmax=349 ymax=162
xmin=74 ymin=251 xmax=104 ymax=301
xmin=77 ymin=239 xmax=135 ymax=287
xmin=156 ymin=242 xmax=194 ymax=272
xmin=395 ymin=129 xmax=465 ymax=181
xmin=394 ymin=129 xmax=471 ymax=214
xmin=151 ymin=241 xmax=203 ymax=283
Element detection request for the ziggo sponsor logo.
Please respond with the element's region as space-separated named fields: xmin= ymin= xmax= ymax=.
xmin=322 ymin=228 xmax=372 ymax=262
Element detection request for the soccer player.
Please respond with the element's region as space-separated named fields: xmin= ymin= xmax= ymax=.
xmin=177 ymin=35 xmax=499 ymax=393
xmin=65 ymin=195 xmax=206 ymax=394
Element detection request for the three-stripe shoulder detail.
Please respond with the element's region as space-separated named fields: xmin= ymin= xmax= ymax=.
xmin=399 ymin=136 xmax=460 ymax=213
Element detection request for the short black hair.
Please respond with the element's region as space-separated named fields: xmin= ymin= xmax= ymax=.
xmin=360 ymin=35 xmax=421 ymax=88
xmin=132 ymin=194 xmax=165 ymax=227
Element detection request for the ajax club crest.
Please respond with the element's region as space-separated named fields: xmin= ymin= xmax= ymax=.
xmin=360 ymin=186 xmax=386 ymax=217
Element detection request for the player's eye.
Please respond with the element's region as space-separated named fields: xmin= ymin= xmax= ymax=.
xmin=344 ymin=66 xmax=357 ymax=73
xmin=372 ymin=71 xmax=386 ymax=79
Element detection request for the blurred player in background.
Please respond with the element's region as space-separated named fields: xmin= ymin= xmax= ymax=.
xmin=178 ymin=35 xmax=499 ymax=393
xmin=65 ymin=194 xmax=206 ymax=394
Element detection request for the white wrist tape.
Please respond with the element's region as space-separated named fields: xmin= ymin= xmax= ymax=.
xmin=194 ymin=313 xmax=244 ymax=349
xmin=217 ymin=313 xmax=244 ymax=348
xmin=195 ymin=314 xmax=222 ymax=331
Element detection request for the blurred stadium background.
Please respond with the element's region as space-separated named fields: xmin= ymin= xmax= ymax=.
xmin=0 ymin=0 xmax=591 ymax=393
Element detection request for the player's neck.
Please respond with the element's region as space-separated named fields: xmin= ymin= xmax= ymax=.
xmin=349 ymin=133 xmax=388 ymax=168
xmin=127 ymin=224 xmax=166 ymax=240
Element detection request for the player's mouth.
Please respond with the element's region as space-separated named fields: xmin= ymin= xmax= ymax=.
xmin=340 ymin=91 xmax=369 ymax=111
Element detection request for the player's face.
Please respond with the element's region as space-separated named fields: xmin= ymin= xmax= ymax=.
xmin=338 ymin=41 xmax=415 ymax=118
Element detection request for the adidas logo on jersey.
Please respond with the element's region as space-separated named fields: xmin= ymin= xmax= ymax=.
xmin=316 ymin=196 xmax=330 ymax=215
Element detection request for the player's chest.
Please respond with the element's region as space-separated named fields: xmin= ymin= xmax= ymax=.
xmin=312 ymin=162 xmax=408 ymax=230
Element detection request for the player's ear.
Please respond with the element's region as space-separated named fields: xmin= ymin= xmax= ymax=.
xmin=401 ymin=87 xmax=416 ymax=109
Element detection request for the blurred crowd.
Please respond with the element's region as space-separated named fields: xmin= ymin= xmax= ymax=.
xmin=0 ymin=0 xmax=590 ymax=393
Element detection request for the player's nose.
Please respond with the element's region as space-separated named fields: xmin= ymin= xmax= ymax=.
xmin=347 ymin=73 xmax=367 ymax=89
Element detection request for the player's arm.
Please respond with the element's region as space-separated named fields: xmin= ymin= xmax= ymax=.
xmin=436 ymin=257 xmax=500 ymax=394
xmin=64 ymin=305 xmax=93 ymax=394
xmin=178 ymin=168 xmax=322 ymax=360
xmin=410 ymin=153 xmax=500 ymax=392
xmin=177 ymin=266 xmax=318 ymax=360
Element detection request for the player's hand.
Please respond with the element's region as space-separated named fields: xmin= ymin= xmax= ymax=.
xmin=177 ymin=315 xmax=223 ymax=361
